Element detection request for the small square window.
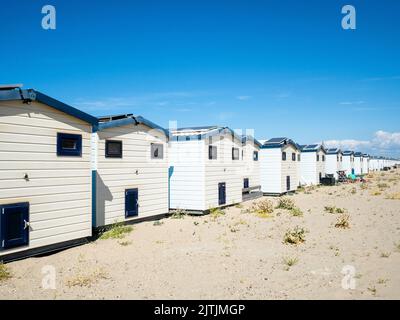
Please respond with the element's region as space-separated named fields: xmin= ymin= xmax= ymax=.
xmin=105 ymin=140 xmax=123 ymax=158
xmin=282 ymin=152 xmax=287 ymax=161
xmin=232 ymin=147 xmax=239 ymax=160
xmin=57 ymin=133 xmax=82 ymax=156
xmin=253 ymin=151 xmax=259 ymax=161
xmin=151 ymin=143 xmax=164 ymax=159
xmin=292 ymin=153 xmax=296 ymax=161
xmin=209 ymin=145 xmax=217 ymax=159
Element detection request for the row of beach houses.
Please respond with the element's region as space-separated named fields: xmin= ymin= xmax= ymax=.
xmin=0 ymin=86 xmax=398 ymax=261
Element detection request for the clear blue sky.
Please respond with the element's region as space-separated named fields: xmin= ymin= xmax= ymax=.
xmin=1 ymin=0 xmax=400 ymax=156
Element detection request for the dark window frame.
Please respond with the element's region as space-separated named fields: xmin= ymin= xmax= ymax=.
xmin=151 ymin=143 xmax=164 ymax=159
xmin=232 ymin=147 xmax=239 ymax=160
xmin=253 ymin=151 xmax=259 ymax=161
xmin=105 ymin=140 xmax=123 ymax=158
xmin=292 ymin=152 xmax=296 ymax=161
xmin=209 ymin=145 xmax=217 ymax=160
xmin=282 ymin=152 xmax=287 ymax=161
xmin=317 ymin=154 xmax=320 ymax=162
xmin=57 ymin=133 xmax=82 ymax=157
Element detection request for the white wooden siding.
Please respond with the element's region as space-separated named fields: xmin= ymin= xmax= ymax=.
xmin=300 ymin=152 xmax=317 ymax=185
xmin=168 ymin=140 xmax=206 ymax=210
xmin=242 ymin=140 xmax=260 ymax=188
xmin=362 ymin=157 xmax=369 ymax=174
xmin=259 ymin=148 xmax=281 ymax=193
xmin=325 ymin=154 xmax=339 ymax=179
xmin=354 ymin=157 xmax=362 ymax=175
xmin=281 ymin=145 xmax=299 ymax=192
xmin=0 ymin=100 xmax=92 ymax=257
xmin=204 ymin=133 xmax=243 ymax=208
xmin=95 ymin=123 xmax=168 ymax=227
xmin=342 ymin=155 xmax=354 ymax=175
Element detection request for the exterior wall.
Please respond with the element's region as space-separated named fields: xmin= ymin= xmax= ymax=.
xmin=342 ymin=155 xmax=354 ymax=175
xmin=362 ymin=157 xmax=369 ymax=174
xmin=354 ymin=157 xmax=362 ymax=175
xmin=95 ymin=123 xmax=168 ymax=227
xmin=204 ymin=133 xmax=243 ymax=209
xmin=369 ymin=159 xmax=378 ymax=171
xmin=316 ymin=149 xmax=326 ymax=182
xmin=242 ymin=140 xmax=260 ymax=188
xmin=281 ymin=144 xmax=299 ymax=192
xmin=259 ymin=148 xmax=282 ymax=193
xmin=300 ymin=152 xmax=317 ymax=185
xmin=0 ymin=100 xmax=92 ymax=257
xmin=325 ymin=154 xmax=337 ymax=178
xmin=168 ymin=139 xmax=206 ymax=211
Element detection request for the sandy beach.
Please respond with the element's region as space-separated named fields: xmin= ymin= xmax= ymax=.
xmin=1 ymin=169 xmax=399 ymax=300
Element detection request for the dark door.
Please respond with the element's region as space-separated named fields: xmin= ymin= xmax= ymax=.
xmin=243 ymin=178 xmax=249 ymax=189
xmin=125 ymin=189 xmax=139 ymax=217
xmin=0 ymin=202 xmax=29 ymax=250
xmin=218 ymin=183 xmax=226 ymax=205
xmin=286 ymin=176 xmax=291 ymax=191
xmin=319 ymin=172 xmax=322 ymax=183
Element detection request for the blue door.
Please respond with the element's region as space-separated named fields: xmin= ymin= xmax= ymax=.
xmin=286 ymin=176 xmax=291 ymax=191
xmin=125 ymin=189 xmax=138 ymax=217
xmin=218 ymin=183 xmax=226 ymax=205
xmin=243 ymin=178 xmax=249 ymax=189
xmin=0 ymin=202 xmax=29 ymax=250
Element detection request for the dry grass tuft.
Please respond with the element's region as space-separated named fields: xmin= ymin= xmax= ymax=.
xmin=66 ymin=267 xmax=109 ymax=287
xmin=277 ymin=197 xmax=295 ymax=210
xmin=335 ymin=214 xmax=350 ymax=229
xmin=209 ymin=207 xmax=225 ymax=219
xmin=0 ymin=263 xmax=12 ymax=281
xmin=282 ymin=256 xmax=298 ymax=270
xmin=250 ymin=199 xmax=274 ymax=218
xmin=170 ymin=209 xmax=187 ymax=219
xmin=283 ymin=226 xmax=307 ymax=245
xmin=99 ymin=222 xmax=133 ymax=240
xmin=290 ymin=207 xmax=303 ymax=217
xmin=385 ymin=192 xmax=400 ymax=200
xmin=324 ymin=206 xmax=346 ymax=214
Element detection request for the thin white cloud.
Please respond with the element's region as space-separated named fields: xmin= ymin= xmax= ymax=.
xmin=339 ymin=100 xmax=365 ymax=105
xmin=323 ymin=130 xmax=400 ymax=157
xmin=236 ymin=95 xmax=252 ymax=101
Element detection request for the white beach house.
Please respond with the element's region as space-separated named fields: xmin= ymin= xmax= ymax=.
xmin=168 ymin=126 xmax=244 ymax=213
xmin=299 ymin=144 xmax=327 ymax=185
xmin=259 ymin=137 xmax=301 ymax=195
xmin=342 ymin=150 xmax=355 ymax=175
xmin=92 ymin=114 xmax=169 ymax=227
xmin=241 ymin=135 xmax=262 ymax=199
xmin=325 ymin=148 xmax=343 ymax=179
xmin=353 ymin=152 xmax=363 ymax=175
xmin=0 ymin=85 xmax=97 ymax=261
xmin=362 ymin=154 xmax=370 ymax=175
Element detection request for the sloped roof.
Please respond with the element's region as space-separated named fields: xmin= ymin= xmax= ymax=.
xmin=170 ymin=126 xmax=243 ymax=142
xmin=261 ymin=137 xmax=300 ymax=150
xmin=301 ymin=144 xmax=327 ymax=153
xmin=96 ymin=114 xmax=168 ymax=135
xmin=325 ymin=148 xmax=342 ymax=155
xmin=0 ymin=87 xmax=98 ymax=125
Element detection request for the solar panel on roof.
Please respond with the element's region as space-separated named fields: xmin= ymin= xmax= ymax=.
xmin=267 ymin=137 xmax=286 ymax=143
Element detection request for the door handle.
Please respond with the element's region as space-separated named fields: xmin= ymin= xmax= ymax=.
xmin=24 ymin=220 xmax=30 ymax=230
